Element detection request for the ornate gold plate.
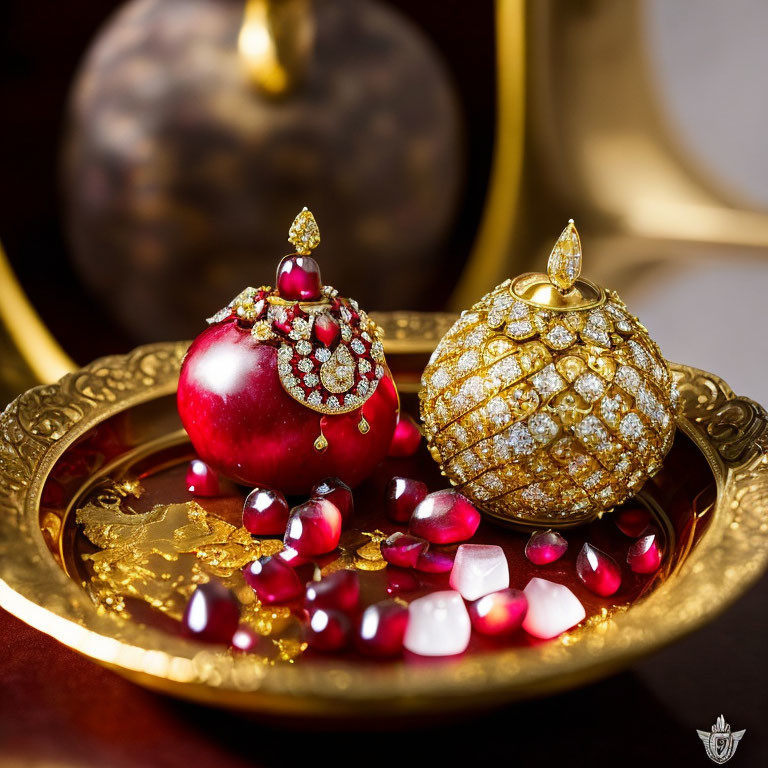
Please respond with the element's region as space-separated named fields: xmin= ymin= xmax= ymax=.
xmin=1 ymin=328 xmax=767 ymax=718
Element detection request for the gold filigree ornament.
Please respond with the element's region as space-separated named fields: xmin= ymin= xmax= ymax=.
xmin=420 ymin=222 xmax=679 ymax=527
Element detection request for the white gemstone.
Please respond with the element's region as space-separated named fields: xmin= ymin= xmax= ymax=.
xmin=544 ymin=324 xmax=576 ymax=350
xmin=350 ymin=338 xmax=366 ymax=355
xmin=289 ymin=318 xmax=311 ymax=340
xmin=296 ymin=340 xmax=312 ymax=356
xmin=508 ymin=300 xmax=530 ymax=320
xmin=522 ymin=578 xmax=586 ymax=639
xmin=358 ymin=358 xmax=372 ymax=374
xmin=459 ymin=376 xmax=485 ymax=408
xmin=615 ymin=365 xmax=641 ymax=394
xmin=344 ymin=393 xmax=358 ymax=407
xmin=326 ymin=396 xmax=340 ymax=410
xmin=582 ymin=323 xmax=611 ymax=347
xmin=431 ymin=367 xmax=450 ymax=390
xmin=504 ymin=422 xmax=534 ymax=456
xmin=375 ymin=365 xmax=384 ymax=379
xmin=449 ymin=544 xmax=510 ymax=601
xmin=465 ymin=327 xmax=487 ymax=346
xmin=486 ymin=396 xmax=511 ymax=428
xmin=458 ymin=350 xmax=480 ymax=373
xmin=583 ymin=469 xmax=604 ymax=489
xmin=574 ymin=373 xmax=605 ymax=402
xmin=357 ymin=380 xmax=369 ymax=396
xmin=619 ymin=412 xmax=644 ymax=441
xmin=298 ymin=358 xmax=314 ymax=373
xmin=303 ymin=373 xmax=319 ymax=387
xmin=528 ymin=413 xmax=559 ymax=443
xmin=575 ymin=415 xmax=609 ymax=448
xmin=486 ymin=308 xmax=505 ymax=328
xmin=341 ymin=325 xmax=353 ymax=342
xmin=627 ymin=340 xmax=651 ymax=370
xmin=530 ymin=364 xmax=566 ymax=397
xmin=315 ymin=347 xmax=331 ymax=363
xmin=522 ymin=483 xmax=552 ymax=505
xmin=492 ymin=433 xmax=511 ymax=461
xmin=506 ymin=319 xmax=534 ymax=338
xmin=587 ymin=309 xmax=609 ymax=330
xmin=278 ymin=345 xmax=293 ymax=361
xmin=307 ymin=390 xmax=322 ymax=406
xmin=291 ymin=386 xmax=306 ymax=400
xmin=600 ymin=394 xmax=623 ymax=428
xmin=489 ymin=355 xmax=522 ymax=383
xmin=404 ymin=591 xmax=472 ymax=656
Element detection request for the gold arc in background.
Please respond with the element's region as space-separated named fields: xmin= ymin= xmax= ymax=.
xmin=0 ymin=338 xmax=765 ymax=716
xmin=450 ymin=0 xmax=526 ymax=310
xmin=238 ymin=0 xmax=314 ymax=97
xmin=0 ymin=241 xmax=75 ymax=387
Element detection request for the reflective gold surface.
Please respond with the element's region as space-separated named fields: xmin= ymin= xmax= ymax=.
xmin=0 ymin=326 xmax=766 ymax=716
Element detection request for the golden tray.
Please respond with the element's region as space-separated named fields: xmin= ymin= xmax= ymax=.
xmin=1 ymin=315 xmax=767 ymax=718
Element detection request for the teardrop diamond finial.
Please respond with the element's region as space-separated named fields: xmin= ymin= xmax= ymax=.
xmin=288 ymin=207 xmax=321 ymax=255
xmin=547 ymin=219 xmax=582 ymax=294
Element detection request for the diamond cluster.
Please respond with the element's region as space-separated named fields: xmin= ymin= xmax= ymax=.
xmin=419 ymin=280 xmax=678 ymax=525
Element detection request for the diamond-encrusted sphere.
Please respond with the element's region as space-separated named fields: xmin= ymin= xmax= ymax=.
xmin=420 ymin=275 xmax=678 ymax=527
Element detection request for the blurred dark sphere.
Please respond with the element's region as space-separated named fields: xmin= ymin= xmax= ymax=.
xmin=62 ymin=0 xmax=463 ymax=340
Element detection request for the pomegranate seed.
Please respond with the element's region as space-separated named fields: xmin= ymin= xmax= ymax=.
xmin=388 ymin=412 xmax=422 ymax=457
xmin=385 ymin=476 xmax=428 ymax=523
xmin=449 ymin=544 xmax=509 ymax=600
xmin=186 ymin=459 xmax=220 ymax=496
xmin=522 ymin=577 xmax=586 ymax=639
xmin=381 ymin=532 xmax=427 ymax=568
xmin=242 ymin=487 xmax=290 ymax=535
xmin=414 ymin=548 xmax=455 ymax=573
xmin=243 ymin=556 xmax=303 ymax=604
xmin=311 ymin=477 xmax=354 ymax=523
xmin=525 ymin=529 xmax=568 ymax=565
xmin=284 ymin=498 xmax=342 ymax=556
xmin=182 ymin=581 xmax=239 ymax=644
xmin=468 ymin=588 xmax=528 ymax=636
xmin=627 ymin=533 xmax=663 ymax=573
xmin=304 ymin=570 xmax=360 ymax=613
xmin=231 ymin=624 xmax=260 ymax=652
xmin=409 ymin=490 xmax=481 ymax=544
xmin=276 ymin=254 xmax=323 ymax=301
xmin=576 ymin=543 xmax=622 ymax=596
xmin=305 ymin=609 xmax=351 ymax=651
xmin=386 ymin=567 xmax=420 ymax=595
xmin=313 ymin=313 xmax=341 ymax=347
xmin=615 ymin=506 xmax=651 ymax=537
xmin=357 ymin=600 xmax=409 ymax=656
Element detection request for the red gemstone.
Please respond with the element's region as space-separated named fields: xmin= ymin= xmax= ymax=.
xmin=305 ymin=608 xmax=351 ymax=651
xmin=388 ymin=412 xmax=422 ymax=457
xmin=243 ymin=556 xmax=303 ymax=604
xmin=409 ymin=490 xmax=481 ymax=544
xmin=356 ymin=600 xmax=408 ymax=656
xmin=615 ymin=506 xmax=652 ymax=537
xmin=276 ymin=546 xmax=309 ymax=567
xmin=414 ymin=548 xmax=455 ymax=573
xmin=186 ymin=459 xmax=220 ymax=497
xmin=312 ymin=477 xmax=354 ymax=523
xmin=231 ymin=624 xmax=260 ymax=652
xmin=313 ymin=313 xmax=341 ymax=347
xmin=627 ymin=533 xmax=663 ymax=574
xmin=385 ymin=476 xmax=428 ymax=523
xmin=284 ymin=499 xmax=342 ymax=556
xmin=386 ymin=567 xmax=420 ymax=595
xmin=276 ymin=254 xmax=323 ymax=301
xmin=242 ymin=487 xmax=290 ymax=535
xmin=576 ymin=543 xmax=622 ymax=596
xmin=182 ymin=581 xmax=239 ymax=644
xmin=525 ymin=529 xmax=568 ymax=565
xmin=305 ymin=569 xmax=360 ymax=613
xmin=381 ymin=532 xmax=427 ymax=568
xmin=468 ymin=588 xmax=528 ymax=636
